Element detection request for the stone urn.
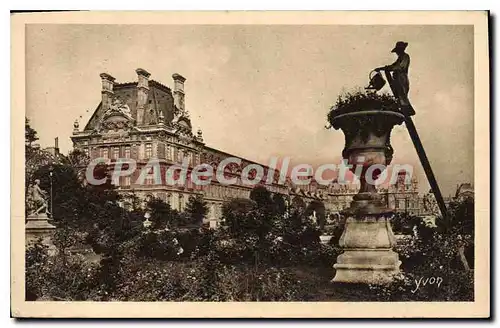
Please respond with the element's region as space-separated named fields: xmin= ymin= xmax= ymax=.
xmin=320 ymin=235 xmax=333 ymax=245
xmin=330 ymin=109 xmax=405 ymax=284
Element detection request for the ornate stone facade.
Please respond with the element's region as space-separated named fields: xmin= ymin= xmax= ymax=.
xmin=71 ymin=69 xmax=423 ymax=228
xmin=71 ymin=69 xmax=291 ymax=228
xmin=380 ymin=171 xmax=421 ymax=216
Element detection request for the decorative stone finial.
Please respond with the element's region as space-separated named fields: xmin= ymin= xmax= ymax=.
xmin=73 ymin=119 xmax=80 ymax=132
xmin=197 ymin=128 xmax=203 ymax=140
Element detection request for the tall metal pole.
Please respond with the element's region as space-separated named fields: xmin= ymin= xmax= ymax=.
xmin=50 ymin=170 xmax=53 ymax=217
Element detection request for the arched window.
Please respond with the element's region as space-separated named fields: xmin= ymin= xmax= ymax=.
xmin=178 ymin=148 xmax=184 ymax=163
xmin=166 ymin=145 xmax=173 ymax=160
xmin=145 ymin=143 xmax=153 ymax=158
xmin=124 ymin=146 xmax=131 ymax=158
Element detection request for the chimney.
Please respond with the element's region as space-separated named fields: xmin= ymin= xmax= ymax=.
xmin=172 ymin=73 xmax=186 ymax=114
xmin=100 ymin=73 xmax=116 ymax=111
xmin=136 ymin=68 xmax=151 ymax=125
xmin=54 ymin=137 xmax=60 ymax=156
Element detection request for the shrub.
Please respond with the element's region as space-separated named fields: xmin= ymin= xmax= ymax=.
xmin=83 ymin=253 xmax=312 ymax=301
xmin=387 ymin=225 xmax=474 ymax=301
xmin=134 ymin=230 xmax=180 ymax=260
xmin=391 ymin=213 xmax=419 ymax=235
xmin=26 ymin=241 xmax=102 ymax=301
xmin=367 ymin=269 xmax=473 ymax=302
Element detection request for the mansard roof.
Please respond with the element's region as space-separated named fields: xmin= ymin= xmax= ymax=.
xmin=83 ymin=78 xmax=177 ymax=132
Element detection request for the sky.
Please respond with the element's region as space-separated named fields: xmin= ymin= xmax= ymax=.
xmin=25 ymin=24 xmax=474 ymax=196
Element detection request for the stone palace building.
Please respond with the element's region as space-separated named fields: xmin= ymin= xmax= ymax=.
xmin=71 ymin=69 xmax=421 ymax=227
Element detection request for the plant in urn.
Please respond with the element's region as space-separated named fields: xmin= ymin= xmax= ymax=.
xmin=327 ymin=90 xmax=405 ymax=284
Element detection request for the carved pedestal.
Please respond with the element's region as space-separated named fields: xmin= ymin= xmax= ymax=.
xmin=332 ymin=215 xmax=401 ymax=284
xmin=25 ymin=213 xmax=57 ymax=255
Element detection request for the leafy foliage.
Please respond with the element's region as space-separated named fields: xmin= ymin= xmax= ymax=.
xmin=145 ymin=197 xmax=178 ymax=230
xmin=184 ymin=194 xmax=209 ymax=226
xmin=25 ymin=121 xmax=475 ymax=302
xmin=304 ymin=200 xmax=326 ymax=229
xmin=272 ymin=193 xmax=287 ymax=216
xmin=25 ymin=118 xmax=39 ymax=149
xmin=370 ymin=197 xmax=475 ymax=301
xmin=327 ymin=90 xmax=399 ymax=127
xmin=391 ymin=212 xmax=419 ymax=235
xmin=290 ymin=196 xmax=306 ymax=212
xmin=26 ymin=242 xmax=101 ymax=301
xmin=249 ymin=185 xmax=274 ymax=213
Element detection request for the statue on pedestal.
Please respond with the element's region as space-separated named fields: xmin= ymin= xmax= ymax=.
xmin=26 ymin=179 xmax=50 ymax=217
xmin=25 ymin=178 xmax=56 ymax=254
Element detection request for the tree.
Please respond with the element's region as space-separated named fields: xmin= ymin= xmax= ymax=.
xmin=25 ymin=118 xmax=62 ymax=192
xmin=25 ymin=118 xmax=39 ymax=148
xmin=27 ymin=154 xmax=147 ymax=299
xmin=32 ymin=163 xmax=84 ymax=224
xmin=447 ymin=197 xmax=474 ymax=237
xmin=121 ymin=192 xmax=145 ymax=213
xmin=305 ymin=200 xmax=326 ymax=229
xmin=272 ymin=193 xmax=287 ymax=216
xmin=222 ymin=198 xmax=257 ymax=237
xmin=222 ymin=198 xmax=277 ymax=252
xmin=249 ymin=185 xmax=273 ymax=212
xmin=66 ymin=149 xmax=90 ymax=183
xmin=446 ymin=197 xmax=475 ymax=270
xmin=280 ymin=207 xmax=320 ymax=248
xmin=146 ymin=197 xmax=178 ymax=230
xmin=291 ymin=196 xmax=306 ymax=212
xmin=184 ymin=194 xmax=209 ymax=226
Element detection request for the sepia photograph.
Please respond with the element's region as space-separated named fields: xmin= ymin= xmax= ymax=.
xmin=11 ymin=11 xmax=490 ymax=318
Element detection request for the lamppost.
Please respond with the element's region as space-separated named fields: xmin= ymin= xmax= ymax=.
xmin=49 ymin=167 xmax=53 ymax=219
xmin=284 ymin=197 xmax=290 ymax=219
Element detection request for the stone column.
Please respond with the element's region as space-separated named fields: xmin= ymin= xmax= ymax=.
xmin=331 ymin=110 xmax=404 ymax=284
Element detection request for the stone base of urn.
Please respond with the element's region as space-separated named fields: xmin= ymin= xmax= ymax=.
xmin=25 ymin=213 xmax=57 ymax=256
xmin=332 ymin=215 xmax=401 ymax=285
